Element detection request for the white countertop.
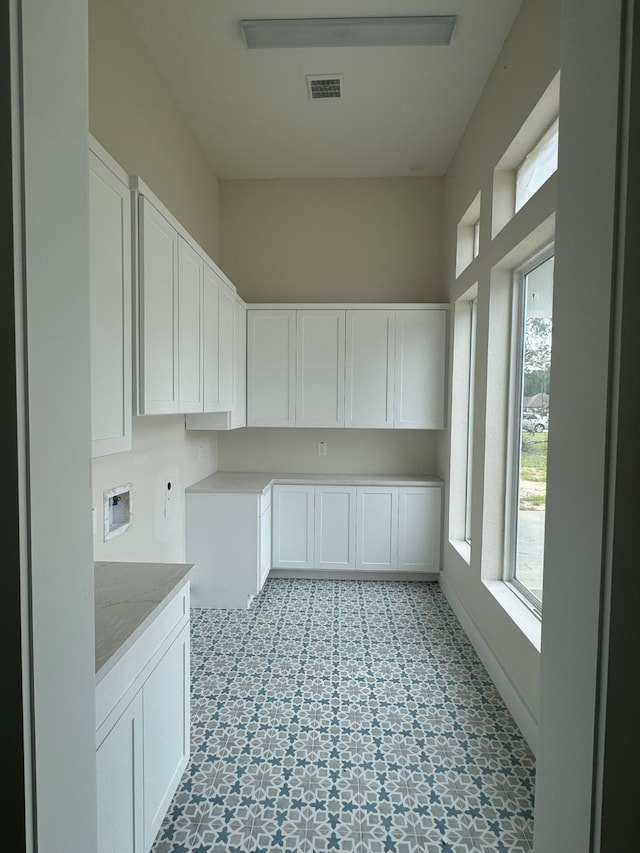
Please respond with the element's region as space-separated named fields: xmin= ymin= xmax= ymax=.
xmin=95 ymin=561 xmax=193 ymax=680
xmin=186 ymin=471 xmax=444 ymax=495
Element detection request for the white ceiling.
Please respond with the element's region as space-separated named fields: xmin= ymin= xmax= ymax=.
xmin=119 ymin=0 xmax=523 ymax=180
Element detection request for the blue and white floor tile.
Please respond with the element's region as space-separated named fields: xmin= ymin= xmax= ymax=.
xmin=151 ymin=579 xmax=535 ymax=853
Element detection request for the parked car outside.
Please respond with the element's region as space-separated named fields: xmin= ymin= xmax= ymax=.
xmin=522 ymin=411 xmax=548 ymax=432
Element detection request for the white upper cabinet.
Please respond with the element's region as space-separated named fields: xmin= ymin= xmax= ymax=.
xmin=218 ymin=281 xmax=235 ymax=409
xmin=177 ymin=237 xmax=204 ymax=413
xmin=202 ymin=263 xmax=221 ymax=411
xmin=202 ymin=263 xmax=234 ymax=413
xmin=394 ymin=309 xmax=447 ymax=429
xmin=247 ymin=310 xmax=296 ymax=427
xmin=345 ymin=310 xmax=395 ymax=428
xmin=137 ymin=195 xmax=179 ymax=414
xmin=296 ymin=310 xmax=345 ymax=428
xmin=231 ymin=297 xmax=247 ymax=428
xmin=88 ymin=142 xmax=132 ymax=457
xmin=246 ymin=304 xmax=448 ymax=430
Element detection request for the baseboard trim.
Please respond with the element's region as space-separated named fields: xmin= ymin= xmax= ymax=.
xmin=439 ymin=573 xmax=538 ymax=756
xmin=269 ymin=569 xmax=440 ymax=582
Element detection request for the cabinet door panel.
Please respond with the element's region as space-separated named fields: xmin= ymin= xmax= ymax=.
xmin=345 ymin=311 xmax=395 ymax=428
xmin=259 ymin=502 xmax=272 ymax=590
xmin=296 ymin=311 xmax=345 ymax=427
xmin=202 ymin=263 xmax=221 ymax=410
xmin=96 ymin=692 xmax=144 ymax=853
xmin=143 ymin=624 xmax=190 ymax=851
xmin=394 ymin=310 xmax=447 ymax=429
xmin=272 ymin=485 xmax=315 ymax=568
xmin=315 ymin=487 xmax=356 ymax=569
xmin=356 ymin=487 xmax=398 ymax=570
xmin=139 ymin=197 xmax=179 ymax=414
xmin=247 ymin=311 xmax=296 ymax=426
xmin=89 ymin=150 xmax=132 ymax=456
xmin=178 ymin=238 xmax=203 ymax=413
xmin=397 ymin=487 xmax=442 ymax=572
xmin=218 ymin=284 xmax=235 ymax=409
xmin=232 ymin=299 xmax=247 ymax=428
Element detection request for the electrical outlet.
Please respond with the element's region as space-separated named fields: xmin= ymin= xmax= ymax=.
xmin=317 ymin=441 xmax=327 ymax=456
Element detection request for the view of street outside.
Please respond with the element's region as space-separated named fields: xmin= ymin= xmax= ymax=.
xmin=516 ymin=430 xmax=547 ymax=602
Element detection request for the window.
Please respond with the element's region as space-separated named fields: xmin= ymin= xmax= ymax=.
xmin=465 ymin=298 xmax=478 ymax=543
xmin=472 ymin=220 xmax=480 ymax=259
xmin=506 ymin=250 xmax=554 ymax=611
xmin=455 ymin=192 xmax=481 ymax=276
xmin=515 ymin=118 xmax=559 ymax=212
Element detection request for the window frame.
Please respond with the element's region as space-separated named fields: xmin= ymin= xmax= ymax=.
xmin=464 ymin=297 xmax=478 ymax=545
xmin=504 ymin=244 xmax=554 ymax=615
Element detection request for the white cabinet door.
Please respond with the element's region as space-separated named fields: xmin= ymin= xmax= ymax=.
xmin=272 ymin=485 xmax=315 ymax=569
xmin=314 ymin=486 xmax=357 ymax=569
xmin=138 ymin=196 xmax=179 ymax=414
xmin=178 ymin=237 xmax=204 ymax=413
xmin=231 ymin=298 xmax=247 ymax=428
xmin=397 ymin=487 xmax=442 ymax=573
xmin=394 ymin=309 xmax=447 ymax=429
xmin=96 ymin=691 xmax=144 ymax=853
xmin=345 ymin=310 xmax=395 ymax=428
xmin=296 ymin=310 xmax=345 ymax=427
xmin=356 ymin=487 xmax=398 ymax=570
xmin=89 ymin=146 xmax=132 ymax=457
xmin=247 ymin=310 xmax=296 ymax=426
xmin=202 ymin=262 xmax=221 ymax=411
xmin=142 ymin=624 xmax=190 ymax=852
xmin=218 ymin=283 xmax=235 ymax=410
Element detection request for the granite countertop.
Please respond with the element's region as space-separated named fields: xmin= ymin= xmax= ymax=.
xmin=186 ymin=471 xmax=444 ymax=495
xmin=95 ymin=560 xmax=193 ymax=681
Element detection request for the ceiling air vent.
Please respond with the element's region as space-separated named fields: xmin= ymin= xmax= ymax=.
xmin=306 ymin=75 xmax=342 ymax=100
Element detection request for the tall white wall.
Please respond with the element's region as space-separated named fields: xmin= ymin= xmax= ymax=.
xmin=533 ymin=1 xmax=625 ymax=848
xmin=88 ymin=0 xmax=222 ymax=562
xmin=19 ymin=0 xmax=97 ymax=848
xmin=439 ymin=0 xmax=561 ymax=748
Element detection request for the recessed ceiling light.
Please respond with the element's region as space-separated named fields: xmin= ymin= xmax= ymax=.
xmin=241 ymin=16 xmax=456 ymax=50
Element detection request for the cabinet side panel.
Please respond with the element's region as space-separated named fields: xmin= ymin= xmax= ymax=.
xmin=178 ymin=238 xmax=203 ymax=412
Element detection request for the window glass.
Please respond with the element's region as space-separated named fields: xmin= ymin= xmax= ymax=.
xmin=515 ymin=119 xmax=559 ymax=212
xmin=511 ymin=253 xmax=554 ymax=608
xmin=465 ymin=298 xmax=478 ymax=543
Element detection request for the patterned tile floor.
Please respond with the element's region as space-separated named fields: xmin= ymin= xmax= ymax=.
xmin=151 ymin=579 xmax=535 ymax=853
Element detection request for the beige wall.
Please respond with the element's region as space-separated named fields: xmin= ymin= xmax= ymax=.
xmin=439 ymin=0 xmax=561 ymax=747
xmin=218 ymin=429 xmax=439 ymax=477
xmin=220 ymin=177 xmax=445 ymax=303
xmin=89 ymin=0 xmax=220 ymax=261
xmin=218 ymin=175 xmax=446 ymax=477
xmin=88 ymin=0 xmax=221 ymax=563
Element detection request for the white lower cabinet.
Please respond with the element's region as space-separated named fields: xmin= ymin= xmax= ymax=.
xmin=272 ymin=482 xmax=442 ymax=574
xmin=96 ymin=692 xmax=144 ymax=853
xmin=96 ymin=589 xmax=190 ymax=853
xmin=356 ymin=487 xmax=398 ymax=570
xmin=397 ymin=487 xmax=442 ymax=572
xmin=186 ymin=488 xmax=273 ymax=608
xmin=314 ymin=486 xmax=357 ymax=569
xmin=142 ymin=624 xmax=190 ymax=851
xmin=271 ymin=485 xmax=315 ymax=569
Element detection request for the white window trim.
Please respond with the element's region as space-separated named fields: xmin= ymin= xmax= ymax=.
xmin=464 ymin=297 xmax=478 ymax=544
xmin=504 ymin=244 xmax=554 ymax=614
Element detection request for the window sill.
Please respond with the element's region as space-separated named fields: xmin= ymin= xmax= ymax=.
xmin=448 ymin=538 xmax=471 ymax=566
xmin=482 ymin=579 xmax=542 ymax=652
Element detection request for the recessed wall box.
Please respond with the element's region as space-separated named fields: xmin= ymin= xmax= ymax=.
xmin=104 ymin=483 xmax=133 ymax=541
